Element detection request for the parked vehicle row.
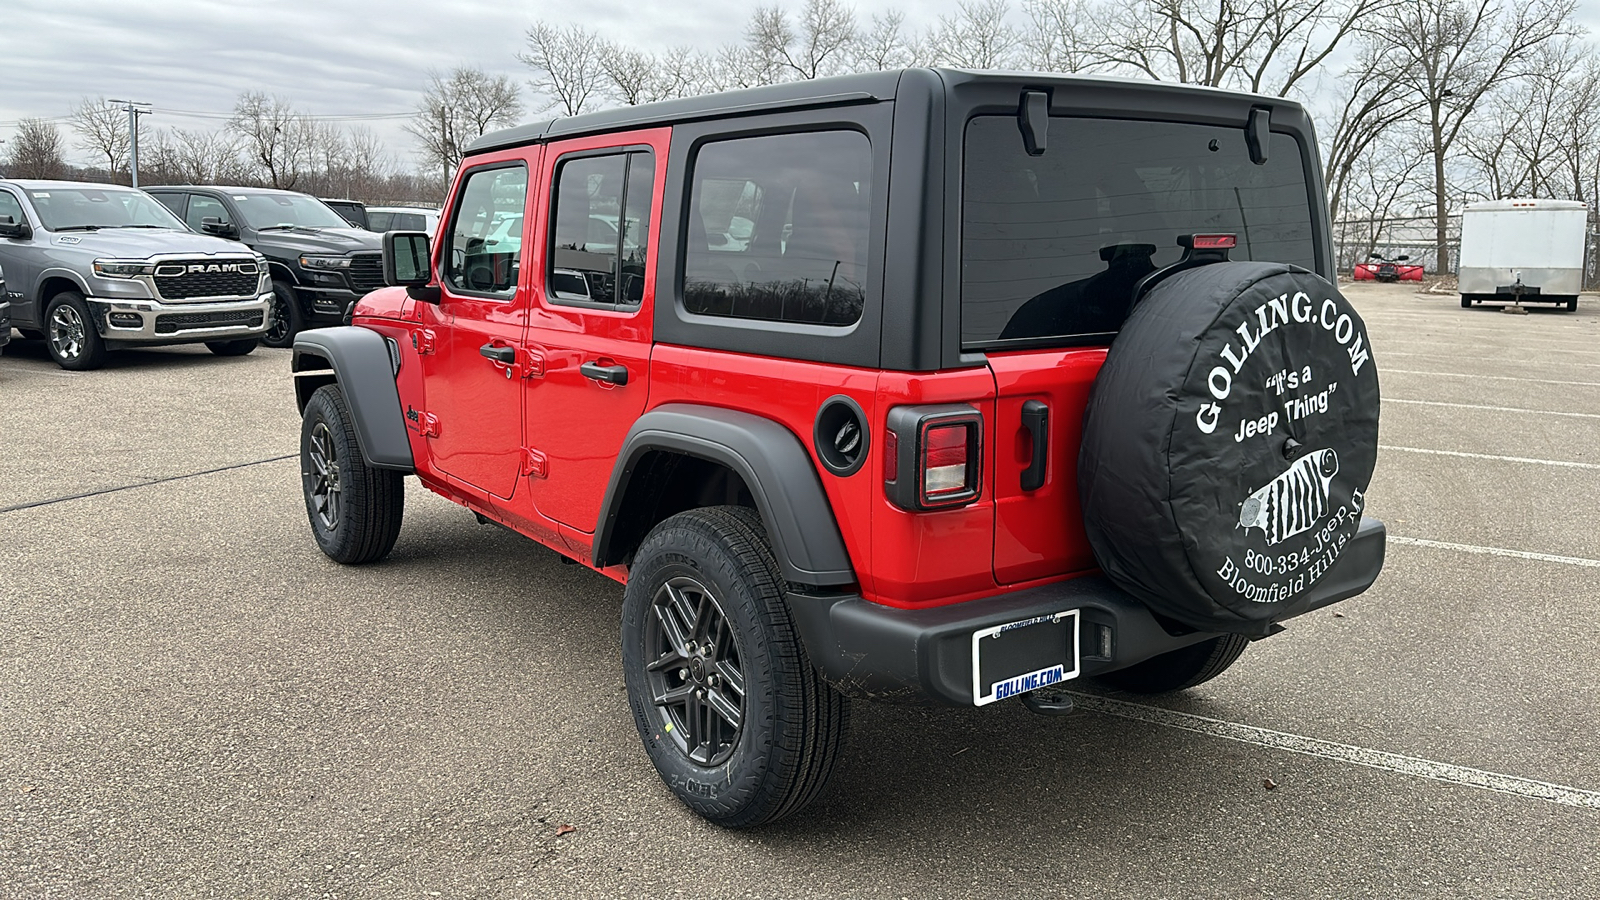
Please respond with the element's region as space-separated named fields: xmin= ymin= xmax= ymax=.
xmin=323 ymin=199 xmax=443 ymax=237
xmin=0 ymin=179 xmax=272 ymax=369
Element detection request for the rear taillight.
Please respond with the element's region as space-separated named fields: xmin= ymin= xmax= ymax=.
xmin=885 ymin=405 xmax=983 ymax=510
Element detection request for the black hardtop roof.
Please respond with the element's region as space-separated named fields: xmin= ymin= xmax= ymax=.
xmin=465 ymin=67 xmax=1302 ymax=156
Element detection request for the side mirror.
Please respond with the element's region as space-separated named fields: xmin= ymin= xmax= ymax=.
xmin=383 ymin=230 xmax=436 ymax=297
xmin=1396 ymin=255 xmax=1410 ymax=261
xmin=200 ymin=216 xmax=238 ymax=239
xmin=0 ymin=214 xmax=32 ymax=240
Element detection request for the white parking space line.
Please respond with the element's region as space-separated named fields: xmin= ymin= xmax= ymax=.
xmin=1381 ymin=350 xmax=1600 ymax=370
xmin=1383 ymin=368 xmax=1600 ymax=388
xmin=1379 ymin=445 xmax=1600 ymax=470
xmin=1380 ymin=339 xmax=1600 ymax=356
xmin=1386 ymin=398 xmax=1600 ymax=419
xmin=1069 ymin=693 xmax=1600 ymax=810
xmin=1388 ymin=535 xmax=1600 ymax=568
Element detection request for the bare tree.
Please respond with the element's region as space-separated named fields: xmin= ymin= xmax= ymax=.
xmin=3 ymin=119 xmax=68 ymax=180
xmin=1084 ymin=0 xmax=1382 ymax=96
xmin=851 ymin=11 xmax=923 ymax=70
xmin=1020 ymin=0 xmax=1099 ymax=73
xmin=229 ymin=92 xmax=315 ymax=189
xmin=747 ymin=0 xmax=859 ymax=80
xmin=165 ymin=127 xmax=242 ymax=184
xmin=925 ymin=0 xmax=1023 ymax=69
xmin=519 ymin=22 xmax=605 ymax=116
xmin=71 ymin=97 xmax=131 ymax=183
xmin=1375 ymin=0 xmax=1577 ymax=273
xmin=1320 ymin=37 xmax=1423 ymax=225
xmin=404 ymin=66 xmax=524 ymax=179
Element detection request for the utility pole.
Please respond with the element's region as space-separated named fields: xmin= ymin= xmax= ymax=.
xmin=107 ymin=99 xmax=152 ymax=187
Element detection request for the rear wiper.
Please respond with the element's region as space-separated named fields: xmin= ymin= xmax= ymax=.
xmin=54 ymin=225 xmax=101 ymax=232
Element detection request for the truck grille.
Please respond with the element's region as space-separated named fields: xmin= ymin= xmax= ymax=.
xmin=154 ymin=310 xmax=265 ymax=334
xmin=153 ymin=259 xmax=260 ymax=301
xmin=348 ymin=253 xmax=384 ymax=294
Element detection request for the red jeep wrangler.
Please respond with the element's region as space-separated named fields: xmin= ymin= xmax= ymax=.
xmin=291 ymin=69 xmax=1385 ymax=827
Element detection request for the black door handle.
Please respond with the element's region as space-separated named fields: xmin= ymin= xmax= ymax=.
xmin=479 ymin=343 xmax=515 ymax=364
xmin=580 ymin=361 xmax=629 ymax=385
xmin=1020 ymin=399 xmax=1049 ymax=491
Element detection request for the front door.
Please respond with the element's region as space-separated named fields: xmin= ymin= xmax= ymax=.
xmin=0 ymin=188 xmax=43 ymax=327
xmin=417 ymin=155 xmax=537 ymax=500
xmin=523 ymin=130 xmax=667 ymax=532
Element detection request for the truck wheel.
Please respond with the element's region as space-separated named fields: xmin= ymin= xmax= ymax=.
xmin=262 ymin=281 xmax=304 ymax=349
xmin=205 ymin=339 xmax=258 ymax=357
xmin=1461 ymin=296 xmax=1473 ymax=308
xmin=621 ymin=506 xmax=848 ymax=828
xmin=44 ymin=291 xmax=107 ymax=371
xmin=300 ymin=384 xmax=404 ymax=564
xmin=1095 ymin=634 xmax=1250 ymax=693
xmin=1565 ymin=296 xmax=1578 ymax=312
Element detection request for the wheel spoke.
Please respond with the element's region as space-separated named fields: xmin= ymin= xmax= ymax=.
xmin=652 ymin=602 xmax=692 ymax=659
xmin=652 ymin=681 xmax=694 ymax=707
xmin=646 ymin=649 xmax=686 ymax=672
xmin=663 ymin=581 xmax=700 ymax=639
xmin=712 ymin=659 xmax=745 ymax=700
xmin=705 ymin=686 xmax=742 ymax=731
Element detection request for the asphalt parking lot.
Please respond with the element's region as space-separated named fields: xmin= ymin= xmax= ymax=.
xmin=3 ymin=282 xmax=1598 ymax=899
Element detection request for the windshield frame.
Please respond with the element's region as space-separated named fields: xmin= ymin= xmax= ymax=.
xmin=230 ymin=192 xmax=353 ymax=230
xmin=25 ymin=186 xmax=190 ymax=232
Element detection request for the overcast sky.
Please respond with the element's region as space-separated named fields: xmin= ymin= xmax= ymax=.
xmin=4 ymin=0 xmax=1598 ymax=170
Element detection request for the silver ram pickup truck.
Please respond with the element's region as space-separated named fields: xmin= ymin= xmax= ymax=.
xmin=0 ymin=179 xmax=273 ymax=370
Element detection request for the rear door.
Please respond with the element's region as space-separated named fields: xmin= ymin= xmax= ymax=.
xmin=960 ymin=113 xmax=1320 ymax=585
xmin=523 ymin=128 xmax=667 ymax=533
xmin=415 ymin=151 xmax=538 ymax=500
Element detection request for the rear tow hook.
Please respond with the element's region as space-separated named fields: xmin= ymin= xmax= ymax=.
xmin=1020 ymin=687 xmax=1076 ymax=716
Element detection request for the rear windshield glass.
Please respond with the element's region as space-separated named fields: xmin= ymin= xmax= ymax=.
xmin=961 ymin=116 xmax=1316 ymax=348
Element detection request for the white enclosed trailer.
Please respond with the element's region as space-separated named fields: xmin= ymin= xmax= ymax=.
xmin=1458 ymin=199 xmax=1588 ymax=310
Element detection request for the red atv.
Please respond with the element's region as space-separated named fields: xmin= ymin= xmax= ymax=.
xmin=1354 ymin=252 xmax=1423 ymax=282
xmin=290 ymin=70 xmax=1386 ymax=827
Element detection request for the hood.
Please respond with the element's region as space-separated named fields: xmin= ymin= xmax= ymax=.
xmin=45 ymin=227 xmax=255 ymax=259
xmin=247 ymin=226 xmax=383 ymax=256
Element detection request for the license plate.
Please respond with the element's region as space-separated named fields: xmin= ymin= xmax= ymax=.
xmin=971 ymin=610 xmax=1080 ymax=706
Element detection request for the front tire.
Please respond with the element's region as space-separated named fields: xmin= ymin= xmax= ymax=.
xmin=1461 ymin=295 xmax=1473 ymax=308
xmin=300 ymin=384 xmax=404 ymax=564
xmin=44 ymin=291 xmax=107 ymax=370
xmin=262 ymin=281 xmax=304 ymax=349
xmin=622 ymin=506 xmax=848 ymax=828
xmin=1094 ymin=633 xmax=1250 ymax=693
xmin=206 ymin=339 xmax=258 ymax=357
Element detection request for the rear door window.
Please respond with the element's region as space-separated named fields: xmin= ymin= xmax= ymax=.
xmin=961 ymin=116 xmax=1316 ymax=348
xmin=682 ymin=130 xmax=871 ymax=327
xmin=548 ymin=150 xmax=654 ymax=307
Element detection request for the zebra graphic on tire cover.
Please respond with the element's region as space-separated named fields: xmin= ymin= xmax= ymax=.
xmin=1239 ymin=449 xmax=1338 ymax=546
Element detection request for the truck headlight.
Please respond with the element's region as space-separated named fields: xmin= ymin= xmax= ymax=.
xmin=299 ymin=255 xmax=351 ymax=270
xmin=93 ymin=259 xmax=154 ymax=278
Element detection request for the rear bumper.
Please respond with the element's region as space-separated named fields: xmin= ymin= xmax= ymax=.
xmin=789 ymin=516 xmax=1386 ymax=706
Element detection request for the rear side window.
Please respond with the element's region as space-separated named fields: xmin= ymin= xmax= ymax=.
xmin=444 ymin=164 xmax=528 ymax=298
xmin=682 ymin=130 xmax=870 ymax=327
xmin=961 ymin=116 xmax=1316 ymax=348
xmin=548 ymin=150 xmax=654 ymax=307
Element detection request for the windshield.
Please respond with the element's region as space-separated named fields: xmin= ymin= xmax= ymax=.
xmin=26 ymin=187 xmax=189 ymax=232
xmin=961 ymin=115 xmax=1317 ymax=348
xmin=232 ymin=193 xmax=351 ymax=230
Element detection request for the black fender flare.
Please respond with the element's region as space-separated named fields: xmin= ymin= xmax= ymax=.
xmin=291 ymin=326 xmax=414 ymax=472
xmin=595 ymin=403 xmax=856 ymax=587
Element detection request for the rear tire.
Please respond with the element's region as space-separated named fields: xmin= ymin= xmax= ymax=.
xmin=262 ymin=280 xmax=304 ymax=349
xmin=622 ymin=506 xmax=848 ymax=828
xmin=1565 ymin=296 xmax=1578 ymax=312
xmin=1461 ymin=296 xmax=1473 ymax=308
xmin=205 ymin=339 xmax=258 ymax=356
xmin=1094 ymin=633 xmax=1250 ymax=693
xmin=300 ymin=384 xmax=404 ymax=564
xmin=44 ymin=291 xmax=107 ymax=370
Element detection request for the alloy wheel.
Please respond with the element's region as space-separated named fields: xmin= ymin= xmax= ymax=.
xmin=49 ymin=304 xmax=85 ymax=360
xmin=306 ymin=421 xmax=342 ymax=530
xmin=644 ymin=575 xmax=747 ymax=766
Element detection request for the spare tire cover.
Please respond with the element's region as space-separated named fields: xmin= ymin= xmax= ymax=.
xmin=1079 ymin=262 xmax=1379 ymax=633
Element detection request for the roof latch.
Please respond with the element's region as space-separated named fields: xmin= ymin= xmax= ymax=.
xmin=1018 ymin=90 xmax=1049 ymax=156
